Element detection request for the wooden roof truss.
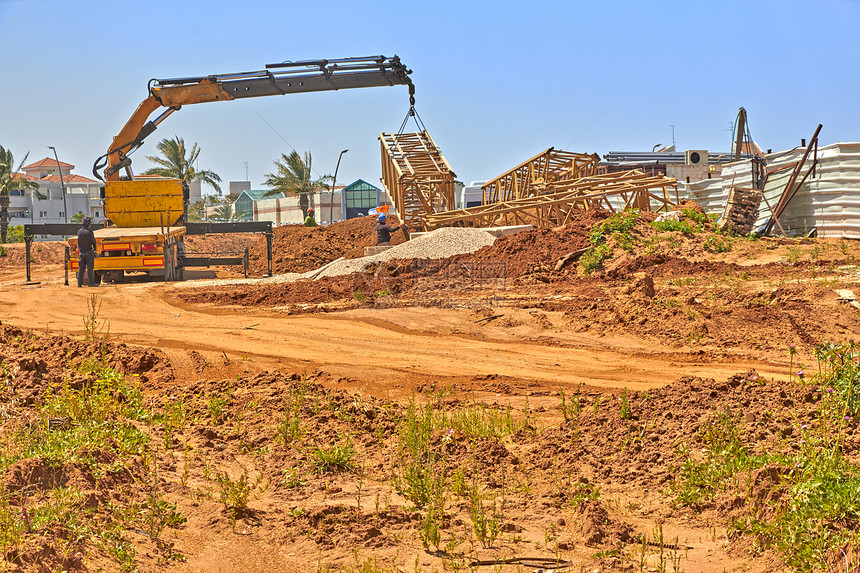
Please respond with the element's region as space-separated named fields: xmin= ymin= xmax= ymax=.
xmin=424 ymin=170 xmax=678 ymax=230
xmin=379 ymin=131 xmax=456 ymax=229
xmin=481 ymin=148 xmax=600 ymax=203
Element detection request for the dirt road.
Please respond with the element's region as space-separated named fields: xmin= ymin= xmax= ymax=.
xmin=0 ymin=264 xmax=788 ymax=394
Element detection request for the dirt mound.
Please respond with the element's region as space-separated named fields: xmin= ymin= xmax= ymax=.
xmin=578 ymin=499 xmax=634 ymax=548
xmin=0 ymin=241 xmax=66 ymax=267
xmin=464 ymin=209 xmax=610 ymax=277
xmin=184 ymin=233 xmax=259 ymax=255
xmin=672 ymin=198 xmax=707 ymax=215
xmin=0 ymin=324 xmax=173 ymax=401
xmin=248 ymin=215 xmax=408 ymax=275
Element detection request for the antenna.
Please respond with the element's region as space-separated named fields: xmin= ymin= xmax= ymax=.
xmin=244 ymin=161 xmax=249 ymax=181
xmin=670 ymin=125 xmax=676 ymax=149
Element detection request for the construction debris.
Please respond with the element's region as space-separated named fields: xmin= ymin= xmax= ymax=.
xmin=481 ymin=148 xmax=600 ymax=203
xmin=764 ymin=124 xmax=822 ymax=235
xmin=423 ymin=170 xmax=677 ymax=230
xmin=378 ymin=131 xmax=457 ymax=229
xmin=720 ymin=187 xmax=763 ymax=234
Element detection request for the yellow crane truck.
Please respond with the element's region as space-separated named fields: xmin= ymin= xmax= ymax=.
xmin=23 ymin=56 xmax=415 ymax=284
xmin=67 ymin=179 xmax=188 ymax=283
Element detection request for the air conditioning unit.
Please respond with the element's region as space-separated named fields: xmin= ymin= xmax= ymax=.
xmin=685 ymin=150 xmax=708 ymax=165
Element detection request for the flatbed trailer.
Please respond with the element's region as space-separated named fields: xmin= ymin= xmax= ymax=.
xmin=67 ymin=225 xmax=187 ymax=283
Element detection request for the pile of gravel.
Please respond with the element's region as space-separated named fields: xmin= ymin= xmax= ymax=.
xmin=174 ymin=227 xmax=496 ymax=288
xmin=309 ymin=227 xmax=496 ymax=280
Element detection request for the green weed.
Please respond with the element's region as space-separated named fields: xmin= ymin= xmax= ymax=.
xmin=309 ymin=440 xmax=358 ymax=474
xmin=704 ymin=236 xmax=732 ymax=253
xmin=580 ymin=210 xmax=640 ymax=275
xmin=674 ymin=345 xmax=860 ymax=570
xmin=651 ymin=219 xmax=696 ymax=234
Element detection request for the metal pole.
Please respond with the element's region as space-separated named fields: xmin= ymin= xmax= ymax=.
xmin=64 ymin=245 xmax=69 ymax=286
xmin=25 ymin=235 xmax=32 ymax=283
xmin=47 ymin=146 xmax=68 ymax=223
xmin=266 ymin=233 xmax=273 ymax=276
xmin=329 ymin=149 xmax=348 ymax=224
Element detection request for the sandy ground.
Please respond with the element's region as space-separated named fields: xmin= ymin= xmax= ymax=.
xmin=3 ymin=221 xmax=860 ymax=573
xmin=0 ymin=262 xmax=789 ymax=396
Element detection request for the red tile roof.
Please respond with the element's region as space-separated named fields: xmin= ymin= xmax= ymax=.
xmin=40 ymin=174 xmax=98 ymax=183
xmin=12 ymin=172 xmax=97 ymax=184
xmin=22 ymin=157 xmax=75 ymax=170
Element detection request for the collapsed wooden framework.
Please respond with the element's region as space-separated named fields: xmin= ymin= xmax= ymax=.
xmin=424 ymin=170 xmax=679 ymax=230
xmin=482 ymin=148 xmax=600 ymax=203
xmin=379 ymin=131 xmax=457 ymax=229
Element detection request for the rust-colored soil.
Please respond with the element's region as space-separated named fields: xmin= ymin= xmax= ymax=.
xmin=2 ymin=209 xmax=860 ymax=572
xmin=248 ymin=215 xmax=407 ymax=275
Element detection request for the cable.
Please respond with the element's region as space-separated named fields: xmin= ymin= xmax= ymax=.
xmin=397 ymin=105 xmax=428 ymax=136
xmin=562 ymin=107 xmax=608 ymax=151
xmin=252 ymin=108 xmax=328 ymax=180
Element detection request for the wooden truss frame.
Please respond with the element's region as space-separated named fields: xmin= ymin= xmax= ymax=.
xmin=424 ymin=170 xmax=678 ymax=230
xmin=482 ymin=148 xmax=600 ymax=203
xmin=379 ymin=131 xmax=457 ymax=229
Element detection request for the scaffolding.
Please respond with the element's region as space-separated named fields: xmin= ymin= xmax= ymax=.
xmin=482 ymin=148 xmax=600 ymax=203
xmin=379 ymin=131 xmax=457 ymax=229
xmin=424 ymin=171 xmax=678 ymax=230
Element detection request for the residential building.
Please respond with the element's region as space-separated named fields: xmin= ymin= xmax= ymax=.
xmin=9 ymin=158 xmax=103 ymax=229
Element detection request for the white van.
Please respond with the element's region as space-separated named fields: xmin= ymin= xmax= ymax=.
xmin=459 ymin=181 xmax=487 ymax=209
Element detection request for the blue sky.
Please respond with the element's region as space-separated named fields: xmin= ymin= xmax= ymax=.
xmin=1 ymin=0 xmax=858 ymax=194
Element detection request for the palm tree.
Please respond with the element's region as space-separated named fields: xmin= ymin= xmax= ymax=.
xmin=263 ymin=151 xmax=329 ymax=217
xmin=212 ymin=203 xmax=249 ymax=222
xmin=142 ymin=136 xmax=222 ymax=194
xmin=0 ymin=146 xmax=39 ymax=243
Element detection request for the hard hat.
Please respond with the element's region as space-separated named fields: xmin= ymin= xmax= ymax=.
xmin=307 ymin=208 xmax=314 ymax=214
xmin=82 ymin=216 xmax=92 ymax=227
xmin=378 ymin=214 xmax=387 ymax=222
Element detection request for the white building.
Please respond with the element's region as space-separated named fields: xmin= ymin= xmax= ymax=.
xmin=10 ymin=158 xmax=104 ymax=225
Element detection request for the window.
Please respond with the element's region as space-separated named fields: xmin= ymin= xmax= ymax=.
xmin=94 ymin=211 xmax=100 ymax=217
xmin=59 ymin=212 xmax=64 ymax=218
xmin=345 ymin=186 xmax=378 ymax=209
xmin=39 ymin=211 xmax=47 ymax=217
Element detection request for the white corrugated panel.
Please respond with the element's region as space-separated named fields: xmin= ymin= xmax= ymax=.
xmin=677 ymin=142 xmax=860 ymax=238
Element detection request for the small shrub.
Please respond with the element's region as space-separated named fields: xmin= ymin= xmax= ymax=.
xmin=309 ymin=440 xmax=358 ymax=474
xmin=652 ymin=219 xmax=696 ymax=234
xmin=580 ymin=243 xmax=611 ymax=275
xmin=216 ymin=471 xmax=263 ymax=528
xmin=619 ymin=388 xmax=632 ymax=420
xmin=580 ymin=210 xmax=640 ymax=274
xmin=704 ymin=236 xmax=732 ymax=253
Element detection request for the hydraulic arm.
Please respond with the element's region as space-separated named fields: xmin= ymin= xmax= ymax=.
xmin=93 ymin=55 xmax=415 ymax=181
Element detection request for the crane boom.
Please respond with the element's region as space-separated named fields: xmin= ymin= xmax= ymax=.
xmin=94 ymin=55 xmax=415 ymax=181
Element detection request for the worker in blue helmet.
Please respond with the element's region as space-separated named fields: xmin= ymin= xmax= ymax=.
xmin=76 ymin=216 xmax=98 ymax=287
xmin=376 ymin=213 xmax=408 ymax=246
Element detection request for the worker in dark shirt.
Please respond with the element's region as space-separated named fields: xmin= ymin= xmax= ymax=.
xmin=376 ymin=213 xmax=408 ymax=245
xmin=76 ymin=216 xmax=97 ymax=287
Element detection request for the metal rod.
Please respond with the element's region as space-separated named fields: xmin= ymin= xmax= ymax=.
xmin=47 ymin=146 xmax=68 ymax=224
xmin=266 ymin=233 xmax=273 ymax=276
xmin=329 ymin=149 xmax=348 ymax=224
xmin=25 ymin=235 xmax=32 ymax=282
xmin=64 ymin=245 xmax=69 ymax=286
